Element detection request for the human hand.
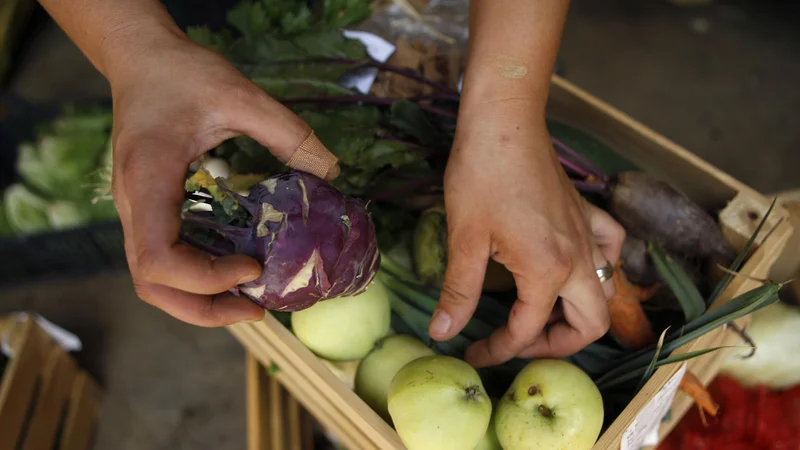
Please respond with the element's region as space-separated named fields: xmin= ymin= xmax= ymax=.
xmin=429 ymin=101 xmax=625 ymax=368
xmin=106 ymin=32 xmax=339 ymax=326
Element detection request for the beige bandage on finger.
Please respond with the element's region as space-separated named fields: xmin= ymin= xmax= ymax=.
xmin=286 ymin=130 xmax=339 ymax=180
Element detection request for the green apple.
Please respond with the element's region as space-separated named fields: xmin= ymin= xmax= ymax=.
xmin=291 ymin=278 xmax=390 ymax=361
xmin=495 ymin=359 xmax=603 ymax=450
xmin=354 ymin=334 xmax=435 ymax=422
xmin=474 ymin=397 xmax=502 ymax=450
xmin=388 ymin=355 xmax=492 ymax=450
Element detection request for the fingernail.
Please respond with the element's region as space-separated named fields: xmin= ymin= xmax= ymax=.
xmin=429 ymin=309 xmax=452 ymax=337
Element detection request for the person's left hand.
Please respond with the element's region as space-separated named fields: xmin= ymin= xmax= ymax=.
xmin=428 ymin=100 xmax=626 ymax=368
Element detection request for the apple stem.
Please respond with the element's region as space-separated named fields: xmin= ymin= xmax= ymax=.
xmin=538 ymin=405 xmax=554 ymax=419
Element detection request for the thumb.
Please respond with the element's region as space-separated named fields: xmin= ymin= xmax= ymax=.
xmin=430 ymin=232 xmax=489 ymax=341
xmin=225 ymin=86 xmax=341 ymax=180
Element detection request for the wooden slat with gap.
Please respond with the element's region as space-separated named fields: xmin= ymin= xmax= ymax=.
xmin=247 ymin=354 xmax=269 ymax=450
xmin=229 ymin=325 xmax=373 ymax=450
xmin=59 ymin=371 xmax=102 ymax=450
xmin=20 ymin=346 xmax=78 ymax=450
xmin=0 ymin=318 xmax=54 ymax=450
xmin=287 ymin=396 xmax=302 ymax=450
xmin=268 ymin=376 xmax=284 ymax=449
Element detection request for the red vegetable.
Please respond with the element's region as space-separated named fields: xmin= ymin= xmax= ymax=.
xmin=658 ymin=375 xmax=800 ymax=450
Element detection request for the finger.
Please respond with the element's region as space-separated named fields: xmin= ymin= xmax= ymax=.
xmin=121 ymin=139 xmax=262 ymax=294
xmin=135 ymin=282 xmax=265 ymax=327
xmin=430 ymin=231 xmax=490 ymax=341
xmin=225 ymin=87 xmax=340 ymax=180
xmin=520 ymin=248 xmax=611 ymax=358
xmin=465 ymin=269 xmax=563 ymax=368
xmin=585 ymin=201 xmax=626 ymax=265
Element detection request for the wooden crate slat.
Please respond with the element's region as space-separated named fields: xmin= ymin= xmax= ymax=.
xmin=0 ymin=318 xmax=54 ymax=450
xmin=20 ymin=345 xmax=78 ymax=450
xmin=243 ymin=316 xmax=403 ymax=449
xmin=247 ymin=354 xmax=270 ymax=450
xmin=286 ymin=395 xmax=303 ymax=450
xmin=230 ymin=324 xmax=376 ymax=450
xmin=58 ymin=371 xmax=101 ymax=450
xmin=268 ymin=376 xmax=285 ymax=450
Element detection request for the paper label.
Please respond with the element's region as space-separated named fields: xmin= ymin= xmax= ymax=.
xmin=339 ymin=30 xmax=396 ymax=94
xmin=621 ymin=362 xmax=687 ymax=450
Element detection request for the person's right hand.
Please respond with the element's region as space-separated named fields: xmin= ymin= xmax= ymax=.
xmin=107 ymin=32 xmax=339 ymax=327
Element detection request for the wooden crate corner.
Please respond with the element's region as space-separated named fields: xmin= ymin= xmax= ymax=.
xmin=0 ymin=315 xmax=103 ymax=450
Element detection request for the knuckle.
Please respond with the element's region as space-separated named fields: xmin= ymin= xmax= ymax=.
xmin=132 ymin=280 xmax=154 ymax=305
xmin=440 ymin=282 xmax=474 ymax=307
xmin=135 ymin=247 xmax=162 ymax=284
xmin=587 ymin=313 xmax=611 ymax=341
xmin=546 ymin=246 xmax=574 ymax=280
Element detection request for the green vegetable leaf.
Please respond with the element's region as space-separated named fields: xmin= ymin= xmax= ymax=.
xmin=594 ymin=282 xmax=781 ymax=386
xmin=638 ymin=328 xmax=669 ymax=391
xmin=649 ymin=241 xmax=706 ymax=322
xmin=4 ymin=184 xmax=50 ymax=234
xmin=545 ymin=118 xmax=639 ymax=175
xmin=597 ymin=346 xmax=732 ymax=391
xmin=267 ymin=360 xmax=281 ymax=376
xmin=389 ymin=101 xmax=449 ymax=148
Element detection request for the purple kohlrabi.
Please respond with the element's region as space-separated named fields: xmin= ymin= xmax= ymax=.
xmin=182 ymin=171 xmax=381 ymax=312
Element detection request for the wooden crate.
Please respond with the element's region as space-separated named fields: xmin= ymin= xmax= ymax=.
xmin=0 ymin=315 xmax=102 ymax=450
xmin=228 ymin=74 xmax=794 ymax=450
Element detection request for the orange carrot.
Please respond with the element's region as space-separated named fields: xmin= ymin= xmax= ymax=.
xmin=679 ymin=370 xmax=719 ymax=426
xmin=608 ymin=263 xmax=661 ymax=350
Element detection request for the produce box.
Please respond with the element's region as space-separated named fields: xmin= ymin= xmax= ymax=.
xmin=0 ymin=315 xmax=102 ymax=450
xmin=227 ymin=73 xmax=793 ymax=450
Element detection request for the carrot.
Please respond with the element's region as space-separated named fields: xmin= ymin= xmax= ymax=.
xmin=608 ymin=263 xmax=661 ymax=350
xmin=679 ymin=370 xmax=719 ymax=426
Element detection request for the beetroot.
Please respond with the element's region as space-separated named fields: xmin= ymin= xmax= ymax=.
xmin=182 ymin=171 xmax=380 ymax=312
xmin=609 ymin=171 xmax=735 ymax=262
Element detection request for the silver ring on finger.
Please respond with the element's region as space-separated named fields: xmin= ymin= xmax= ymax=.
xmin=596 ymin=261 xmax=614 ymax=284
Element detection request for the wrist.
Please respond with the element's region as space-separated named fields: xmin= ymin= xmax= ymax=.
xmin=99 ymin=15 xmax=189 ymax=87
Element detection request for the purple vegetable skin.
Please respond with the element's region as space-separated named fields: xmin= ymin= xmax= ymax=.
xmin=183 ymin=172 xmax=380 ymax=312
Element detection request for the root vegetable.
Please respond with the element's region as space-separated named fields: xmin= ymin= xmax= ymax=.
xmin=608 ymin=264 xmax=660 ymax=351
xmin=495 ymin=359 xmax=604 ymax=450
xmin=388 ymin=355 xmax=492 ymax=450
xmin=609 ymin=172 xmax=735 ymax=262
xmin=182 ymin=171 xmax=380 ymax=312
xmin=354 ymin=334 xmax=434 ymax=422
xmin=291 ymin=277 xmax=391 ymax=361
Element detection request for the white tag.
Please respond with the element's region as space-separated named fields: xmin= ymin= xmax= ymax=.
xmin=621 ymin=362 xmax=687 ymax=450
xmin=1 ymin=312 xmax=83 ymax=358
xmin=340 ymin=30 xmax=396 ymax=94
